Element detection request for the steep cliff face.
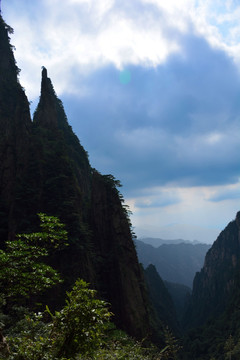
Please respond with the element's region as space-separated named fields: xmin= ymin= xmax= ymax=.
xmin=0 ymin=17 xmax=32 ymax=240
xmin=31 ymin=67 xmax=95 ymax=286
xmin=184 ymin=211 xmax=240 ymax=330
xmin=0 ymin=16 xmax=150 ymax=339
xmin=180 ymin=212 xmax=240 ymax=359
xmin=90 ymin=171 xmax=149 ymax=338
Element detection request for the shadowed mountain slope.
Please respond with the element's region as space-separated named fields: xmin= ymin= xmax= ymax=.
xmin=184 ymin=211 xmax=240 ymax=330
xmin=0 ymin=16 xmax=150 ymax=339
xmin=135 ymin=239 xmax=210 ymax=288
xmin=181 ymin=212 xmax=240 ymax=360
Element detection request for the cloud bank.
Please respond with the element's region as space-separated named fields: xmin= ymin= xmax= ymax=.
xmin=4 ymin=0 xmax=240 ymax=97
xmin=3 ymin=0 xmax=240 ymax=241
xmin=62 ymin=36 xmax=240 ymax=193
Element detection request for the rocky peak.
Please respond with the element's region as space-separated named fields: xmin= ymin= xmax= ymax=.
xmin=34 ymin=67 xmax=63 ymax=129
xmin=236 ymin=211 xmax=240 ymax=228
xmin=33 ymin=68 xmax=91 ymax=198
xmin=0 ymin=18 xmax=152 ymax=340
xmin=33 ymin=67 xmax=89 ymax=167
xmin=40 ymin=66 xmax=54 ymax=99
xmin=32 ymin=68 xmax=150 ymax=338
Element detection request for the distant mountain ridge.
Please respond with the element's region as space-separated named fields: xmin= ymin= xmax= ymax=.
xmin=139 ymin=237 xmax=202 ymax=247
xmin=135 ymin=239 xmax=210 ymax=288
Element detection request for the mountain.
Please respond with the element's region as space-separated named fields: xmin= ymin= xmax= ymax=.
xmin=0 ymin=16 xmax=150 ymax=339
xmin=0 ymin=18 xmax=32 ymax=241
xmin=139 ymin=237 xmax=201 ymax=247
xmin=144 ymin=265 xmax=180 ymax=339
xmin=181 ymin=212 xmax=240 ymax=359
xmin=135 ymin=239 xmax=210 ymax=288
xmin=184 ymin=211 xmax=240 ymax=330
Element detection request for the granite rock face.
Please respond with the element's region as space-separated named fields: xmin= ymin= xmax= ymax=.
xmin=0 ymin=16 xmax=150 ymax=338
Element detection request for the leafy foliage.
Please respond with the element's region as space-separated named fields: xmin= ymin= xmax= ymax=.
xmin=5 ymin=279 xmax=112 ymax=360
xmin=160 ymin=328 xmax=181 ymax=360
xmin=47 ymin=278 xmax=112 ymax=358
xmin=0 ymin=213 xmax=67 ymax=303
xmin=0 ymin=239 xmax=60 ymax=301
xmin=92 ymin=329 xmax=158 ymax=359
xmin=0 ymin=213 xmax=183 ymax=360
xmin=6 ymin=322 xmax=182 ymax=360
xmin=0 ymin=213 xmax=67 ymax=306
xmin=92 ymin=327 xmax=182 ymax=360
xmin=7 ymin=313 xmax=53 ymax=360
xmin=17 ymin=213 xmax=68 ymax=252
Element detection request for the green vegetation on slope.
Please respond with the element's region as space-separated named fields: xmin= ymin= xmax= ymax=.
xmin=0 ymin=215 xmax=181 ymax=360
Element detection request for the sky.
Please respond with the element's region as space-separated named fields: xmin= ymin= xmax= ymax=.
xmin=2 ymin=0 xmax=240 ymax=244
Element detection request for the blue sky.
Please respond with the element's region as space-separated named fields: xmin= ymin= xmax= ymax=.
xmin=3 ymin=0 xmax=240 ymax=243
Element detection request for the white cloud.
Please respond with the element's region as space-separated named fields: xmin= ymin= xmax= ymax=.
xmin=175 ymin=127 xmax=240 ymax=166
xmin=208 ymin=181 xmax=240 ymax=202
xmin=127 ymin=183 xmax=240 ymax=242
xmin=143 ymin=0 xmax=240 ymax=66
xmin=3 ymin=0 xmax=184 ymax=98
xmin=190 ymin=1 xmax=240 ymax=64
xmin=142 ymin=0 xmax=193 ymax=32
xmin=204 ymin=132 xmax=223 ymax=145
xmin=3 ymin=0 xmax=240 ymax=242
xmin=5 ymin=0 xmax=240 ymax=100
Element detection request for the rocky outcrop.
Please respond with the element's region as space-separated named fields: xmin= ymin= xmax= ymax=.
xmin=184 ymin=211 xmax=240 ymax=330
xmin=0 ymin=16 xmax=150 ymax=339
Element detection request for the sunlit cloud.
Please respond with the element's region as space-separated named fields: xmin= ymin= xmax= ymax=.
xmin=128 ymin=184 xmax=240 ymax=242
xmin=3 ymin=0 xmax=240 ymax=242
xmin=0 ymin=1 xmax=217 ymax=97
xmin=4 ymin=0 xmax=182 ymax=98
xmin=133 ymin=187 xmax=181 ymax=208
xmin=4 ymin=0 xmax=240 ymax=101
xmin=190 ymin=0 xmax=240 ymax=65
xmin=208 ymin=182 xmax=240 ymax=202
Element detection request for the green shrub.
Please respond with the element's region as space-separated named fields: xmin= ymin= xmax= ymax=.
xmin=0 ymin=213 xmax=67 ymax=304
xmin=48 ymin=278 xmax=112 ymax=359
xmin=6 ymin=279 xmax=111 ymax=360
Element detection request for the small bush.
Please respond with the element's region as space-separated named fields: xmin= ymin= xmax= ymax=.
xmin=6 ymin=279 xmax=111 ymax=360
